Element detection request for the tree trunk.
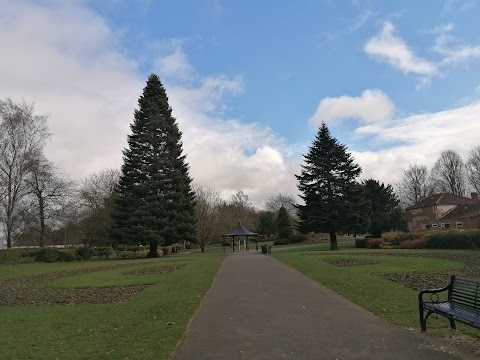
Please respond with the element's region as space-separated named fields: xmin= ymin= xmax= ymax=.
xmin=200 ymin=243 xmax=205 ymax=253
xmin=147 ymin=240 xmax=159 ymax=257
xmin=329 ymin=231 xmax=338 ymax=250
xmin=39 ymin=194 xmax=46 ymax=247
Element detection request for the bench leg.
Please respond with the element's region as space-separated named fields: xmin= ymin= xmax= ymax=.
xmin=419 ymin=305 xmax=427 ymax=332
xmin=448 ymin=317 xmax=456 ymax=331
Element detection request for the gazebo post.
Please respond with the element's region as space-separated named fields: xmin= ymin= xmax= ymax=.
xmin=224 ymin=222 xmax=257 ymax=253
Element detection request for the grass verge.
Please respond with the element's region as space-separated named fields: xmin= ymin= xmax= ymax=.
xmin=272 ymin=247 xmax=480 ymax=340
xmin=0 ymin=254 xmax=225 ymax=360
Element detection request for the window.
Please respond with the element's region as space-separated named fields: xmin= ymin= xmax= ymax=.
xmin=425 ymin=224 xmax=431 ymax=229
xmin=456 ymin=222 xmax=463 ymax=229
xmin=432 ymin=224 xmax=438 ymax=228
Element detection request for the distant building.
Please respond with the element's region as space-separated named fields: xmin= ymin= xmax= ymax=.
xmin=405 ymin=193 xmax=480 ymax=231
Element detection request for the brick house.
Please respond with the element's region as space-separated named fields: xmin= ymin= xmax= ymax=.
xmin=405 ymin=193 xmax=480 ymax=231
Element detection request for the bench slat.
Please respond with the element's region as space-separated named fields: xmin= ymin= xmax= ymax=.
xmin=419 ymin=275 xmax=480 ymax=332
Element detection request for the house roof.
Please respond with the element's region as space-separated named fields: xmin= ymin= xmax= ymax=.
xmin=439 ymin=203 xmax=480 ymax=221
xmin=225 ymin=222 xmax=258 ymax=236
xmin=405 ymin=193 xmax=474 ymax=210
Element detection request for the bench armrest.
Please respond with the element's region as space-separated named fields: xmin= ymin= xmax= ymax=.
xmin=418 ymin=276 xmax=454 ymax=304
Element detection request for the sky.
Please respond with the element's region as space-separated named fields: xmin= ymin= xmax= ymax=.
xmin=1 ymin=0 xmax=480 ymax=208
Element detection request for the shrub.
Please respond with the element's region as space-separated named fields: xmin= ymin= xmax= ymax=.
xmin=367 ymin=238 xmax=384 ymax=249
xmin=0 ymin=248 xmax=32 ymax=264
xmin=399 ymin=238 xmax=428 ymax=249
xmin=383 ymin=231 xmax=413 ymax=246
xmin=355 ymin=238 xmax=368 ymax=248
xmin=426 ymin=229 xmax=480 ymax=249
xmin=96 ymin=246 xmax=115 ymax=258
xmin=306 ymin=233 xmax=329 ymax=243
xmin=32 ymin=248 xmax=60 ymax=263
xmin=288 ymin=234 xmax=307 ymax=244
xmin=273 ymin=239 xmax=289 ymax=246
xmin=75 ymin=247 xmax=97 ymax=260
xmin=57 ymin=250 xmax=76 ymax=262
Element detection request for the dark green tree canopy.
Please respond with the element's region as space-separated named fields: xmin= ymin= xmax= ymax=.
xmin=257 ymin=210 xmax=277 ymax=237
xmin=276 ymin=206 xmax=293 ymax=239
xmin=361 ymin=179 xmax=403 ymax=237
xmin=112 ymin=74 xmax=196 ymax=252
xmin=296 ymin=122 xmax=363 ymax=250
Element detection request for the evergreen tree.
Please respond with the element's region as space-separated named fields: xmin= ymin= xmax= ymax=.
xmin=361 ymin=179 xmax=403 ymax=237
xmin=112 ymin=74 xmax=196 ymax=257
xmin=257 ymin=210 xmax=277 ymax=237
xmin=276 ymin=206 xmax=293 ymax=239
xmin=296 ymin=122 xmax=363 ymax=250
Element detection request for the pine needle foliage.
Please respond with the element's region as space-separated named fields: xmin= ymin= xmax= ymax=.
xmin=296 ymin=122 xmax=363 ymax=250
xmin=112 ymin=74 xmax=196 ymax=255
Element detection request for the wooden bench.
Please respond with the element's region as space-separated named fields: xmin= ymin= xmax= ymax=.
xmin=418 ymin=275 xmax=480 ymax=332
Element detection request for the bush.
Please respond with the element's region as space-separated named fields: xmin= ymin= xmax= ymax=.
xmin=75 ymin=247 xmax=97 ymax=260
xmin=306 ymin=233 xmax=329 ymax=243
xmin=367 ymin=238 xmax=384 ymax=249
xmin=96 ymin=246 xmax=115 ymax=258
xmin=426 ymin=229 xmax=480 ymax=249
xmin=288 ymin=234 xmax=307 ymax=244
xmin=399 ymin=238 xmax=428 ymax=249
xmin=383 ymin=231 xmax=418 ymax=246
xmin=57 ymin=250 xmax=76 ymax=262
xmin=273 ymin=239 xmax=289 ymax=246
xmin=32 ymin=248 xmax=60 ymax=263
xmin=355 ymin=238 xmax=368 ymax=248
xmin=0 ymin=248 xmax=32 ymax=264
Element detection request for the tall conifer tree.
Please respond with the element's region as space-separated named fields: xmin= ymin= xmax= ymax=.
xmin=276 ymin=206 xmax=293 ymax=239
xmin=296 ymin=122 xmax=363 ymax=250
xmin=112 ymin=74 xmax=196 ymax=256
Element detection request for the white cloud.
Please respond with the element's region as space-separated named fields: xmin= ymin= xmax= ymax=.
xmin=309 ymin=89 xmax=394 ymax=126
xmin=154 ymin=47 xmax=195 ymax=82
xmin=0 ymin=1 xmax=143 ymax=177
xmin=364 ymin=22 xmax=438 ymax=76
xmin=350 ymin=10 xmax=376 ymax=31
xmin=0 ymin=0 xmax=301 ymax=208
xmin=433 ymin=28 xmax=480 ymax=66
xmin=353 ymin=101 xmax=480 ymax=186
xmin=166 ymin=77 xmax=300 ymax=207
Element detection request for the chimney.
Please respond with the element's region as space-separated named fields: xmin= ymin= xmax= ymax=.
xmin=471 ymin=193 xmax=480 ymax=203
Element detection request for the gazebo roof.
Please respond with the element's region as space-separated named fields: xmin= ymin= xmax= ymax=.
xmin=225 ymin=222 xmax=257 ymax=236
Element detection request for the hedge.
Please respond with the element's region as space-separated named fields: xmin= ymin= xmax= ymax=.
xmin=426 ymin=229 xmax=480 ymax=249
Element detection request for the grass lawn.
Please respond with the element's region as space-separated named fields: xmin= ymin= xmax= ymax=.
xmin=0 ymin=253 xmax=225 ymax=360
xmin=272 ymin=244 xmax=480 ymax=340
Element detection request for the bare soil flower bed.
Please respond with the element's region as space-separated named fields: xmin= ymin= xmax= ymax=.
xmin=323 ymin=258 xmax=381 ymax=267
xmin=310 ymin=251 xmax=480 ymax=290
xmin=123 ymin=264 xmax=182 ymax=275
xmin=0 ymin=262 xmax=180 ymax=307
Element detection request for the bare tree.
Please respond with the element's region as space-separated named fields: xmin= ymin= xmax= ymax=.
xmin=0 ymin=99 xmax=50 ymax=248
xmin=265 ymin=193 xmax=298 ymax=218
xmin=466 ymin=146 xmax=480 ymax=193
xmin=24 ymin=156 xmax=72 ymax=247
xmin=78 ymin=169 xmax=119 ymax=246
xmin=397 ymin=162 xmax=435 ymax=206
xmin=193 ymin=185 xmax=223 ymax=252
xmin=431 ymin=150 xmax=466 ymax=196
xmin=214 ymin=190 xmax=258 ymax=235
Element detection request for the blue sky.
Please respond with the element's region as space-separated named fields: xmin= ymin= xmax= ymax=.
xmin=1 ymin=0 xmax=480 ymax=206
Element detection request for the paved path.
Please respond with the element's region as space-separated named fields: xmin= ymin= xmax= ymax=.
xmin=172 ymin=252 xmax=461 ymax=360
